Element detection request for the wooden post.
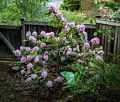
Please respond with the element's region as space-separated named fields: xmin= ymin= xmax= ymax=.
xmin=117 ymin=27 xmax=120 ymax=55
xmin=21 ymin=18 xmax=26 ymax=46
xmin=114 ymin=28 xmax=118 ymax=55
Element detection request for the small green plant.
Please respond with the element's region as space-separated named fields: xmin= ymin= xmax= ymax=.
xmin=62 ymin=61 xmax=120 ymax=101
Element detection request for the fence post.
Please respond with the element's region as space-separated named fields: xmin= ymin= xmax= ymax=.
xmin=21 ymin=18 xmax=26 ymax=46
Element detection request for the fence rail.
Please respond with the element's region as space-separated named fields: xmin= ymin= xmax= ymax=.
xmin=0 ymin=19 xmax=120 ymax=61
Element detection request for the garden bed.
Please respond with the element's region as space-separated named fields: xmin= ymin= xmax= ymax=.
xmin=0 ymin=62 xmax=120 ymax=102
xmin=0 ymin=62 xmax=67 ymax=102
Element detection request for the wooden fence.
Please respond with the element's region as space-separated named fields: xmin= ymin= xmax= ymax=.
xmin=21 ymin=20 xmax=96 ymax=43
xmin=0 ymin=25 xmax=21 ymax=60
xmin=96 ymin=19 xmax=120 ymax=62
xmin=0 ymin=19 xmax=120 ymax=61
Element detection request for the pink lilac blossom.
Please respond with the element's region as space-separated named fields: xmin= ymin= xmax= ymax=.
xmin=55 ymin=76 xmax=64 ymax=83
xmin=32 ymin=31 xmax=37 ymax=36
xmin=50 ymin=32 xmax=55 ymax=38
xmin=20 ymin=57 xmax=27 ymax=63
xmin=61 ymin=17 xmax=67 ymax=24
xmin=55 ymin=11 xmax=66 ymax=23
xmin=66 ymin=51 xmax=72 ymax=56
xmin=67 ymin=47 xmax=72 ymax=52
xmin=40 ymin=31 xmax=46 ymax=37
xmin=41 ymin=70 xmax=48 ymax=78
xmin=45 ymin=33 xmax=51 ymax=38
xmin=48 ymin=5 xmax=56 ymax=13
xmin=66 ymin=46 xmax=72 ymax=52
xmin=83 ymin=31 xmax=87 ymax=37
xmin=29 ymin=36 xmax=36 ymax=43
xmin=42 ymin=60 xmax=46 ymax=65
xmin=31 ymin=74 xmax=37 ymax=80
xmin=61 ymin=37 xmax=67 ymax=42
xmin=56 ymin=12 xmax=63 ymax=20
xmin=66 ymin=46 xmax=70 ymax=49
xmin=34 ymin=56 xmax=40 ymax=63
xmin=46 ymin=80 xmax=53 ymax=88
xmin=43 ymin=55 xmax=48 ymax=61
xmin=20 ymin=46 xmax=25 ymax=50
xmin=91 ymin=37 xmax=100 ymax=45
xmin=15 ymin=50 xmax=21 ymax=57
xmin=76 ymin=24 xmax=85 ymax=32
xmin=27 ymin=63 xmax=34 ymax=70
xmin=20 ymin=69 xmax=26 ymax=75
xmin=27 ymin=56 xmax=32 ymax=61
xmin=67 ymin=22 xmax=75 ymax=28
xmin=95 ymin=55 xmax=103 ymax=61
xmin=25 ymin=47 xmax=31 ymax=52
xmin=26 ymin=31 xmax=31 ymax=37
xmin=65 ymin=25 xmax=70 ymax=32
xmin=41 ymin=43 xmax=46 ymax=48
xmin=25 ymin=77 xmax=32 ymax=83
xmin=84 ymin=43 xmax=90 ymax=51
xmin=33 ymin=46 xmax=39 ymax=52
xmin=83 ymin=31 xmax=88 ymax=43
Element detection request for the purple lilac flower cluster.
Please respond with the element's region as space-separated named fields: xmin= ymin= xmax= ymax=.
xmin=91 ymin=37 xmax=100 ymax=45
xmin=56 ymin=11 xmax=67 ymax=23
xmin=66 ymin=46 xmax=72 ymax=56
xmin=48 ymin=5 xmax=66 ymax=24
xmin=14 ymin=5 xmax=104 ymax=89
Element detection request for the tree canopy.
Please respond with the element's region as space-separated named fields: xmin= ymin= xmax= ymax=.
xmin=0 ymin=0 xmax=49 ymax=25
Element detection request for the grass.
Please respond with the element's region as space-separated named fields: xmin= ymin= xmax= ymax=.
xmin=61 ymin=10 xmax=96 ymax=24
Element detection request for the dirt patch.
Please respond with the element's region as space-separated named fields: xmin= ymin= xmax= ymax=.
xmin=0 ymin=62 xmax=67 ymax=102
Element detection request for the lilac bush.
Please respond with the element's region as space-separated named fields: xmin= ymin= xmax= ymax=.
xmin=14 ymin=6 xmax=104 ymax=90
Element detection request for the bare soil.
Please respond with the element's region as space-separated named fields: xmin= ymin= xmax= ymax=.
xmin=0 ymin=62 xmax=66 ymax=102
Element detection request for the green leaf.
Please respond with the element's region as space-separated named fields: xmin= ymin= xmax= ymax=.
xmin=60 ymin=71 xmax=76 ymax=85
xmin=89 ymin=62 xmax=98 ymax=68
xmin=93 ymin=32 xmax=98 ymax=36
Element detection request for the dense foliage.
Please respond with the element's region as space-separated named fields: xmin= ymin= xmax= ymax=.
xmin=0 ymin=0 xmax=49 ymax=25
xmin=61 ymin=0 xmax=81 ymax=11
xmin=104 ymin=1 xmax=120 ymax=11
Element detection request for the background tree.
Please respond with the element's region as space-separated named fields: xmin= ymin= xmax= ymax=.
xmin=0 ymin=0 xmax=50 ymax=25
xmin=61 ymin=0 xmax=81 ymax=11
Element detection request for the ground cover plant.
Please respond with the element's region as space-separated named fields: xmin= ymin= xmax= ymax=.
xmin=13 ymin=5 xmax=120 ymax=101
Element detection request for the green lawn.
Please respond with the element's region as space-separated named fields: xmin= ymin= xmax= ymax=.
xmin=61 ymin=10 xmax=96 ymax=24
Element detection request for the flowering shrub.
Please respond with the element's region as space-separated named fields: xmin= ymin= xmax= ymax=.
xmin=14 ymin=5 xmax=104 ymax=91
